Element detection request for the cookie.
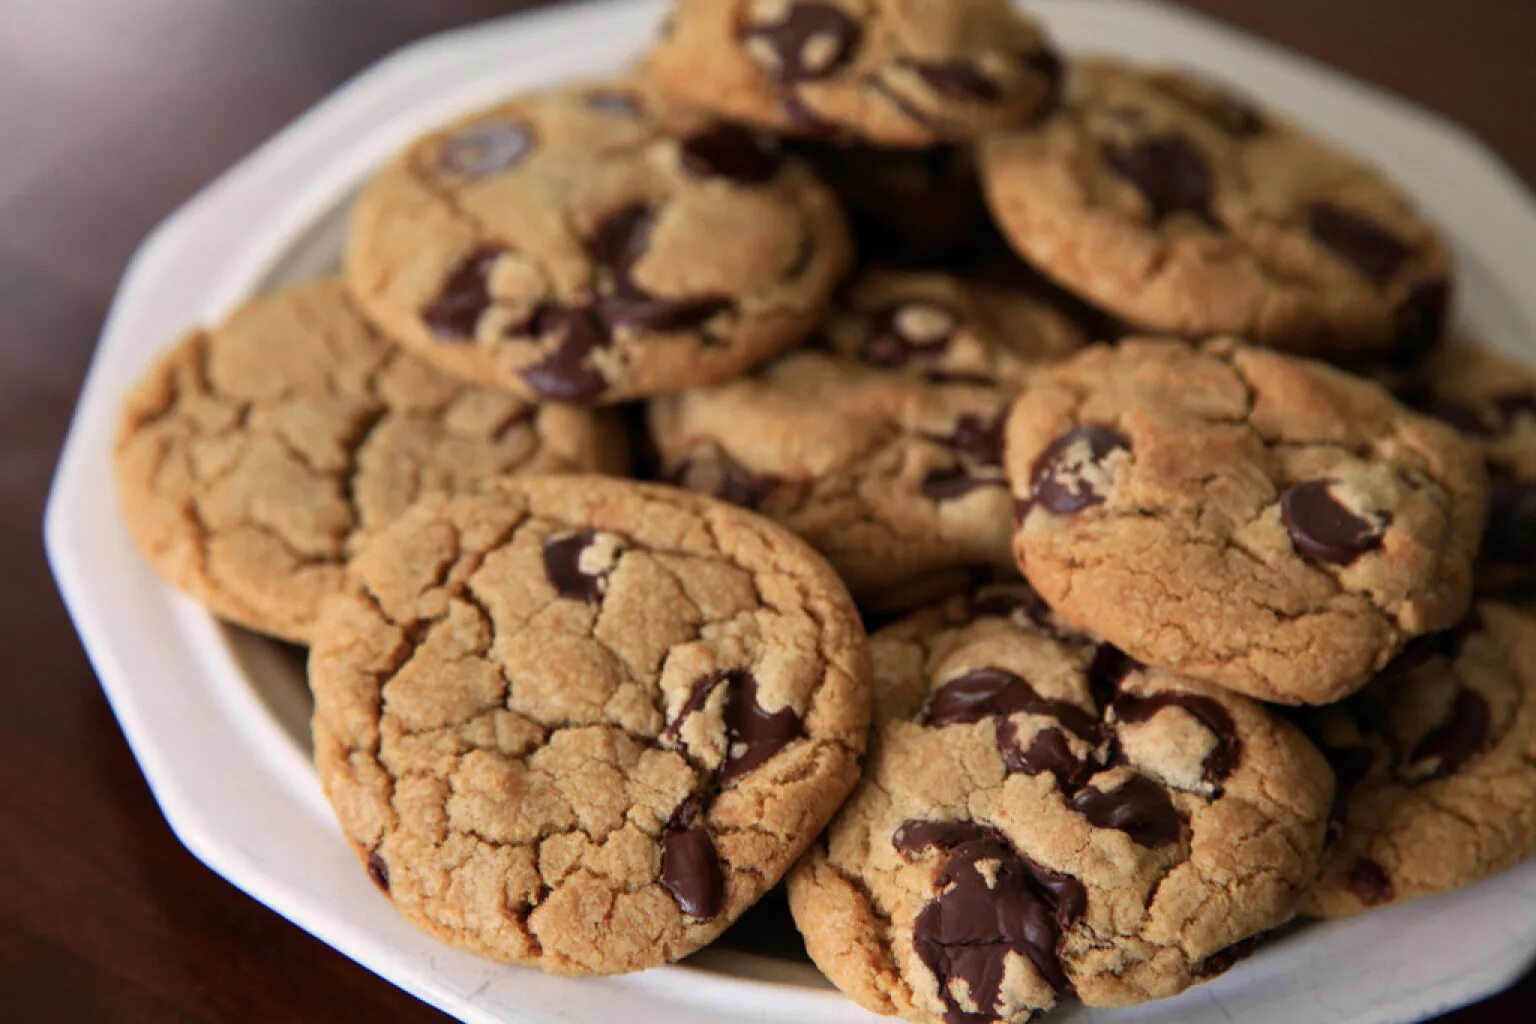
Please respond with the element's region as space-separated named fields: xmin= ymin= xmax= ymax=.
xmin=114 ymin=279 xmax=627 ymax=644
xmin=788 ymin=583 xmax=1332 ymax=1024
xmin=647 ymin=0 xmax=1061 ymax=147
xmin=1005 ymin=338 xmax=1487 ymax=705
xmin=821 ymin=268 xmax=1086 ymax=388
xmin=648 ymin=350 xmax=1016 ymax=599
xmin=345 ymin=79 xmax=852 ymax=404
xmin=980 ymin=59 xmax=1453 ymax=359
xmin=1300 ymin=602 xmax=1536 ymax=917
xmin=1398 ymin=339 xmax=1536 ymax=597
xmin=309 ymin=476 xmax=869 ymax=974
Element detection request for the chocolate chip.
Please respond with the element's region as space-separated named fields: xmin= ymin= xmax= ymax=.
xmin=892 ymin=818 xmax=998 ymax=858
xmin=779 ymin=90 xmax=843 ymax=137
xmin=743 ymin=2 xmax=861 ymax=82
xmin=1307 ymin=203 xmax=1412 ymax=285
xmin=680 ymin=124 xmax=782 ymax=184
xmin=1407 ymin=687 xmax=1491 ymax=781
xmin=922 ymin=413 xmax=1008 ymax=502
xmin=1103 ymin=134 xmax=1219 ymax=225
xmin=1087 ymin=645 xmax=1133 ymax=713
xmin=541 ymin=531 xmax=612 ymax=603
xmin=1070 ymin=774 xmax=1181 ymax=848
xmin=1195 ymin=935 xmax=1262 ymax=979
xmin=1484 ymin=479 xmax=1536 ymax=568
xmin=520 ymin=305 xmax=611 ymax=401
xmin=366 ymin=849 xmax=391 ymax=894
xmin=1346 ymin=857 xmax=1394 ymax=906
xmin=1028 ymin=425 xmax=1131 ymax=515
xmin=669 ymin=669 xmax=802 ymax=784
xmin=660 ymin=796 xmax=724 ymax=919
xmin=590 ymin=204 xmax=731 ymax=332
xmin=422 ymin=248 xmax=505 ymax=339
xmin=1023 ymin=48 xmax=1064 ymax=115
xmin=584 ymin=90 xmax=642 ymax=117
xmin=997 ymin=721 xmax=1097 ymax=794
xmin=1280 ymin=480 xmax=1387 ymax=564
xmin=921 ymin=467 xmax=997 ymax=502
xmin=439 ymin=122 xmax=533 ymax=178
xmin=1392 ymin=279 xmax=1449 ymax=365
xmin=941 ymin=414 xmax=1006 ymax=467
xmin=926 ymin=667 xmax=1100 ymax=741
xmin=966 ymin=586 xmax=1052 ymax=627
xmin=860 ymin=302 xmax=960 ymax=369
xmin=908 ymin=60 xmax=1001 ymax=102
xmin=665 ymin=450 xmax=779 ymax=509
xmin=1113 ymin=690 xmax=1242 ymax=785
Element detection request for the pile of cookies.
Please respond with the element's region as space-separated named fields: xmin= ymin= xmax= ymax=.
xmin=112 ymin=1 xmax=1536 ymax=1021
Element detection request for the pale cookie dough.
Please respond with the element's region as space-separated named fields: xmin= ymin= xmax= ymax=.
xmin=114 ymin=278 xmax=628 ymax=643
xmin=789 ymin=583 xmax=1332 ymax=1024
xmin=980 ymin=59 xmax=1453 ymax=359
xmin=310 ymin=477 xmax=869 ymax=974
xmin=346 ymin=79 xmax=851 ymax=403
xmin=1005 ymin=338 xmax=1487 ymax=705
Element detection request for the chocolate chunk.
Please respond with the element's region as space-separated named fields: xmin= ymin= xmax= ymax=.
xmin=366 ymin=849 xmax=391 ymax=894
xmin=779 ymin=90 xmax=843 ymax=137
xmin=541 ymin=531 xmax=610 ymax=603
xmin=1484 ymin=479 xmax=1536 ymax=568
xmin=1070 ymin=774 xmax=1181 ymax=848
xmin=1392 ymin=279 xmax=1449 ymax=365
xmin=1028 ymin=425 xmax=1131 ymax=515
xmin=660 ymin=796 xmax=724 ymax=919
xmin=584 ymin=90 xmax=642 ymax=117
xmin=1281 ymin=480 xmax=1387 ymax=564
xmin=926 ymin=667 xmax=1100 ymax=741
xmin=680 ymin=124 xmax=782 ymax=184
xmin=1346 ymin=857 xmax=1394 ymax=906
xmin=909 ymin=60 xmax=1001 ymax=102
xmin=1103 ymin=134 xmax=1218 ymax=225
xmin=439 ymin=122 xmax=533 ymax=178
xmin=422 ymin=248 xmax=506 ymax=339
xmin=1195 ymin=935 xmax=1262 ymax=979
xmin=1087 ymin=645 xmax=1133 ymax=712
xmin=669 ymin=669 xmax=802 ymax=784
xmin=1113 ymin=690 xmax=1242 ymax=785
xmin=892 ymin=818 xmax=998 ymax=857
xmin=860 ymin=302 xmax=960 ymax=368
xmin=1407 ymin=687 xmax=1491 ymax=781
xmin=744 ymin=2 xmax=861 ymax=82
xmin=1307 ymin=203 xmax=1412 ymax=285
xmin=967 ymin=586 xmax=1051 ymax=627
xmin=943 ymin=414 xmax=1006 ymax=467
xmin=665 ymin=450 xmax=778 ymax=509
xmin=921 ymin=466 xmax=997 ymax=501
xmin=998 ymin=721 xmax=1097 ymax=794
xmin=590 ymin=204 xmax=731 ymax=332
xmin=521 ymin=305 xmax=611 ymax=401
xmin=1023 ymin=48 xmax=1064 ymax=115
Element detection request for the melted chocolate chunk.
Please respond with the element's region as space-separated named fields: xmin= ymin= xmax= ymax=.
xmin=998 ymin=721 xmax=1098 ymax=794
xmin=1484 ymin=479 xmax=1536 ymax=568
xmin=744 ymin=2 xmax=861 ymax=82
xmin=1281 ymin=481 xmax=1387 ymax=564
xmin=1103 ymin=134 xmax=1218 ymax=225
xmin=1407 ymin=687 xmax=1492 ymax=781
xmin=860 ymin=302 xmax=959 ymax=368
xmin=944 ymin=414 xmax=1006 ymax=467
xmin=1307 ymin=203 xmax=1412 ymax=285
xmin=779 ymin=90 xmax=843 ymax=138
xmin=892 ymin=818 xmax=998 ymax=857
xmin=669 ymin=669 xmax=802 ymax=784
xmin=1392 ymin=279 xmax=1450 ymax=365
xmin=1195 ymin=935 xmax=1262 ymax=979
xmin=909 ymin=60 xmax=1001 ymax=102
xmin=926 ymin=667 xmax=1100 ymax=740
xmin=366 ymin=849 xmax=391 ymax=894
xmin=590 ymin=204 xmax=731 ymax=331
xmin=666 ymin=450 xmax=779 ymax=509
xmin=967 ymin=586 xmax=1052 ymax=627
xmin=680 ymin=124 xmax=783 ymax=184
xmin=921 ymin=467 xmax=997 ymax=501
xmin=1113 ymin=690 xmax=1242 ymax=785
xmin=521 ymin=305 xmax=611 ymax=401
xmin=1070 ymin=774 xmax=1182 ymax=848
xmin=1346 ymin=857 xmax=1394 ymax=906
xmin=541 ymin=531 xmax=610 ymax=604
xmin=1023 ymin=48 xmax=1064 ymax=116
xmin=1087 ymin=645 xmax=1134 ymax=712
xmin=423 ymin=248 xmax=506 ymax=339
xmin=660 ymin=796 xmax=724 ymax=919
xmin=439 ymin=122 xmax=534 ymax=178
xmin=922 ymin=413 xmax=1008 ymax=502
xmin=1028 ymin=425 xmax=1131 ymax=515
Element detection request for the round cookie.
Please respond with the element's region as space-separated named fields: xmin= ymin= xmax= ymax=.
xmin=309 ymin=477 xmax=869 ymax=974
xmin=788 ymin=583 xmax=1333 ymax=1024
xmin=1005 ymin=338 xmax=1487 ymax=705
xmin=1300 ymin=602 xmax=1536 ymax=917
xmin=1398 ymin=338 xmax=1536 ymax=597
xmin=114 ymin=279 xmax=628 ymax=644
xmin=647 ymin=0 xmax=1061 ymax=147
xmin=345 ymin=79 xmax=852 ymax=404
xmin=821 ymin=269 xmax=1086 ymax=388
xmin=980 ymin=59 xmax=1453 ymax=359
xmin=648 ymin=350 xmax=1016 ymax=600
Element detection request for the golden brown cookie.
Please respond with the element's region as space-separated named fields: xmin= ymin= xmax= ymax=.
xmin=310 ymin=477 xmax=869 ymax=974
xmin=114 ymin=279 xmax=627 ymax=643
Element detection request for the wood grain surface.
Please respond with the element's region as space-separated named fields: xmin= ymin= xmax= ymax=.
xmin=2 ymin=1 xmax=1532 ymax=1020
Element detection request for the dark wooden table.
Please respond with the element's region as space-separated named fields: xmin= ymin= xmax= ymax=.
xmin=3 ymin=1 xmax=1533 ymax=1020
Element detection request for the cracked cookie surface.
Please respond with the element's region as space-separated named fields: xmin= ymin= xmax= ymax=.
xmin=1299 ymin=602 xmax=1536 ymax=918
xmin=1005 ymin=338 xmax=1487 ymax=705
xmin=113 ymin=279 xmax=627 ymax=643
xmin=979 ymin=59 xmax=1452 ymax=359
xmin=647 ymin=0 xmax=1060 ymax=147
xmin=787 ymin=583 xmax=1332 ymax=1024
xmin=648 ymin=350 xmax=1017 ymax=600
xmin=309 ymin=476 xmax=869 ymax=974
xmin=345 ymin=79 xmax=851 ymax=404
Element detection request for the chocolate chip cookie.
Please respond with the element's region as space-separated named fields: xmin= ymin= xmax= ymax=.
xmin=1006 ymin=338 xmax=1487 ymax=705
xmin=309 ymin=476 xmax=869 ymax=974
xmin=1300 ymin=602 xmax=1536 ymax=917
xmin=788 ymin=583 xmax=1332 ymax=1023
xmin=821 ymin=269 xmax=1086 ymax=388
xmin=647 ymin=0 xmax=1061 ymax=147
xmin=980 ymin=59 xmax=1453 ymax=359
xmin=114 ymin=279 xmax=627 ymax=643
xmin=1399 ymin=338 xmax=1536 ymax=597
xmin=345 ymin=79 xmax=852 ymax=404
xmin=648 ymin=350 xmax=1016 ymax=600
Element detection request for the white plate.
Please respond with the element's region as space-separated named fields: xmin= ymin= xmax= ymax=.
xmin=45 ymin=1 xmax=1536 ymax=1022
